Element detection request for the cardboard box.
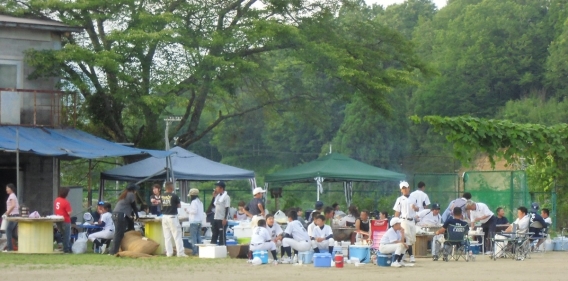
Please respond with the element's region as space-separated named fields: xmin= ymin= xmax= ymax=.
xmin=198 ymin=245 xmax=227 ymax=259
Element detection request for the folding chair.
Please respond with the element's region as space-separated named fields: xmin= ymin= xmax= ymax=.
xmin=529 ymin=221 xmax=547 ymax=253
xmin=492 ymin=230 xmax=532 ymax=261
xmin=370 ymin=219 xmax=388 ymax=257
xmin=437 ymin=224 xmax=470 ymax=262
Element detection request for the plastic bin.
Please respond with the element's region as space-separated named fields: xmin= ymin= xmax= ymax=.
xmin=376 ymin=253 xmax=395 ymax=267
xmin=198 ymin=245 xmax=227 ymax=259
xmin=299 ymin=250 xmax=314 ymax=264
xmin=349 ymin=245 xmax=371 ymax=264
xmin=314 ymin=252 xmax=332 ymax=267
xmin=253 ymin=250 xmax=269 ymax=264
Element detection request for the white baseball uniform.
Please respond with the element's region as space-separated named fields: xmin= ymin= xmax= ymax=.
xmin=409 ymin=190 xmax=430 ymax=212
xmin=393 ymin=195 xmax=417 ymax=245
xmin=267 ymin=222 xmax=283 ymax=248
xmin=378 ymin=227 xmax=406 ymax=255
xmin=310 ymin=224 xmax=334 ymax=251
xmin=250 ymin=226 xmax=277 ymax=251
xmin=416 ymin=209 xmax=442 ymax=226
xmin=282 ymin=220 xmax=311 ymax=252
xmin=88 ymin=212 xmax=115 ymax=241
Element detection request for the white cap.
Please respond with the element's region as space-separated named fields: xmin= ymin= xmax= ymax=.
xmin=399 ymin=181 xmax=409 ymax=189
xmin=390 ymin=217 xmax=401 ymax=226
xmin=253 ymin=187 xmax=266 ymax=195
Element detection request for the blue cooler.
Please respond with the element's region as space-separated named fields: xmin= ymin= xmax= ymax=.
xmin=376 ymin=253 xmax=396 ymax=267
xmin=349 ymin=245 xmax=371 ymax=264
xmin=314 ymin=253 xmax=332 ymax=267
xmin=470 ymin=244 xmax=481 ymax=254
xmin=299 ymin=250 xmax=314 ymax=264
xmin=252 ymin=250 xmax=269 ymax=264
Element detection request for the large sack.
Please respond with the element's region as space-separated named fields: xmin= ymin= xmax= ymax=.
xmin=115 ymin=251 xmax=154 ymax=258
xmin=129 ymin=237 xmax=159 ymax=255
xmin=72 ymin=233 xmax=88 ymax=254
xmin=121 ymin=230 xmax=143 ymax=251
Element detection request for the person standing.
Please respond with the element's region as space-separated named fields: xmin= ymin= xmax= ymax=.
xmin=441 ymin=192 xmax=472 ymax=221
xmin=161 ymin=182 xmax=187 ymax=257
xmin=110 ymin=183 xmax=140 ymax=255
xmin=54 ymin=187 xmax=73 ymax=253
xmin=211 ymin=181 xmax=230 ymax=246
xmin=332 ymin=203 xmax=346 ymax=216
xmin=3 ymin=183 xmax=19 ymax=252
xmin=409 ymin=181 xmax=430 ymax=212
xmin=393 ymin=181 xmax=418 ymax=263
xmin=149 ymin=184 xmax=162 ymax=216
xmin=187 ymin=188 xmax=204 ymax=256
xmin=244 ymin=187 xmax=266 ymax=217
xmin=465 ymin=200 xmax=496 ymax=255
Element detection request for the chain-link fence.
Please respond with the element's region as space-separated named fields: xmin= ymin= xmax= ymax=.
xmin=464 ymin=171 xmax=530 ymax=223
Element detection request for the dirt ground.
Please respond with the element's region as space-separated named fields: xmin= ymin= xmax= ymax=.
xmin=3 ymin=252 xmax=567 ymax=281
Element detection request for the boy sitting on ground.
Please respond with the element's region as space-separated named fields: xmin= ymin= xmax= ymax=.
xmin=249 ymin=219 xmax=278 ymax=263
xmin=311 ymin=215 xmax=334 ymax=253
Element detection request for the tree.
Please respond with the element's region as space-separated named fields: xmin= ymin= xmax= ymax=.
xmin=6 ymin=0 xmax=429 ymax=149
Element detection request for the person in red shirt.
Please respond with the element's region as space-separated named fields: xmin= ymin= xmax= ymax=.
xmin=54 ymin=187 xmax=73 ymax=253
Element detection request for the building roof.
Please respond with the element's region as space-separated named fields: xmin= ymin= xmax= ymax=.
xmin=0 ymin=14 xmax=83 ymax=33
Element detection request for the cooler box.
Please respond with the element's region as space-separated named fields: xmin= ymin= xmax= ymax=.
xmin=376 ymin=253 xmax=395 ymax=267
xmin=470 ymin=244 xmax=481 ymax=254
xmin=299 ymin=250 xmax=314 ymax=264
xmin=314 ymin=253 xmax=332 ymax=267
xmin=252 ymin=250 xmax=269 ymax=264
xmin=233 ymin=224 xmax=252 ymax=238
xmin=349 ymin=245 xmax=371 ymax=264
xmin=198 ymin=245 xmax=227 ymax=258
xmin=226 ymin=239 xmax=237 ymax=246
xmin=553 ymin=237 xmax=568 ymax=251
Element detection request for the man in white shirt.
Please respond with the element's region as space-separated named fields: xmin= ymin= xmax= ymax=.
xmin=88 ymin=202 xmax=115 ymax=254
xmin=266 ymin=214 xmax=283 ymax=253
xmin=211 ymin=181 xmax=231 ymax=246
xmin=281 ymin=210 xmax=311 ymax=263
xmin=393 ymin=181 xmax=419 ymax=263
xmin=378 ymin=218 xmax=412 ymax=268
xmin=249 ymin=219 xmax=278 ymax=262
xmin=310 ymin=215 xmax=334 ymax=253
xmin=307 ymin=211 xmax=321 ymax=237
xmin=541 ymin=208 xmax=552 ymax=225
xmin=416 ymin=204 xmax=443 ymax=227
xmin=187 ymin=188 xmax=204 ymax=256
xmin=465 ymin=200 xmax=496 ymax=254
xmin=409 ymin=181 xmax=430 ymax=212
xmin=494 ymin=206 xmax=530 ymax=257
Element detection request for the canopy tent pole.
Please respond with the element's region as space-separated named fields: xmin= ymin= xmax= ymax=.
xmin=315 ymin=177 xmax=324 ymax=201
xmin=16 ymin=127 xmax=21 ymax=204
xmin=99 ymin=177 xmax=104 ymax=201
xmin=87 ymin=159 xmax=92 ymax=209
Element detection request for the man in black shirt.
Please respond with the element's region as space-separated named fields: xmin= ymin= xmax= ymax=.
xmin=161 ymin=182 xmax=188 ymax=257
xmin=434 ymin=207 xmax=469 ymax=261
xmin=244 ymin=187 xmax=266 ymax=217
xmin=495 ymin=207 xmax=509 ymax=226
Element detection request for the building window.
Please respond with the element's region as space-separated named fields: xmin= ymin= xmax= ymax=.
xmin=0 ymin=60 xmax=22 ymax=89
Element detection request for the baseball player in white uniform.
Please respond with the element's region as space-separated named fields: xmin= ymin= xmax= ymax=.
xmin=88 ymin=202 xmax=115 ymax=254
xmin=249 ymin=219 xmax=278 ymax=261
xmin=393 ymin=181 xmax=418 ymax=263
xmin=415 ymin=203 xmax=443 ymax=256
xmin=378 ymin=218 xmax=412 ymax=267
xmin=310 ymin=214 xmax=334 ymax=253
xmin=281 ymin=210 xmax=311 ymax=263
xmin=409 ymin=181 xmax=430 ymax=211
xmin=266 ymin=214 xmax=283 ymax=252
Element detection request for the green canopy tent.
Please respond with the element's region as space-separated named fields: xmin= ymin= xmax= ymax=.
xmin=264 ymin=153 xmax=407 ymax=206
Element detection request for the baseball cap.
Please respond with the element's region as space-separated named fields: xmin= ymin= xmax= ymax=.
xmin=126 ymin=183 xmax=140 ymax=191
xmin=431 ymin=203 xmax=440 ymax=210
xmin=315 ymin=201 xmax=324 ymax=208
xmin=531 ymin=202 xmax=540 ymax=211
xmin=97 ymin=201 xmax=105 ymax=206
xmin=253 ymin=187 xmax=266 ymax=195
xmin=215 ymin=181 xmax=226 ymax=188
xmin=189 ymin=188 xmax=199 ymax=196
xmin=399 ymin=181 xmax=409 ymax=189
xmin=390 ymin=217 xmax=401 ymax=226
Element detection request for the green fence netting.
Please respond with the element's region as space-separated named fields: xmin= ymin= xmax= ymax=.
xmin=412 ymin=173 xmax=459 ymax=209
xmin=464 ymin=170 xmax=530 ymax=223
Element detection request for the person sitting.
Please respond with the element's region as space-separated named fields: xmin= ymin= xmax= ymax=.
xmin=308 ymin=201 xmax=324 ymax=223
xmin=323 ymin=206 xmax=334 ymax=226
xmin=311 ymin=215 xmax=334 ymax=254
xmin=541 ymin=208 xmax=551 ymax=225
xmin=249 ymin=219 xmax=278 ymax=263
xmin=296 ymin=208 xmax=307 ymax=228
xmin=307 ymin=211 xmax=321 ymax=238
xmin=88 ymin=202 xmax=114 ymax=254
xmin=332 ymin=203 xmax=346 ymax=216
xmin=528 ymin=203 xmax=548 ymax=250
xmin=266 ymin=214 xmax=283 ymax=251
xmin=235 ymin=201 xmax=248 ymax=221
xmin=350 ymin=210 xmax=370 ymax=244
xmin=281 ymin=210 xmax=311 ymax=263
xmin=495 ymin=207 xmax=509 ymax=226
xmin=341 ymin=205 xmax=359 ymax=227
xmin=494 ymin=206 xmax=530 ymax=258
xmin=433 ymin=207 xmax=469 ymax=261
xmin=378 ymin=218 xmax=409 ymax=268
xmin=416 ymin=204 xmax=443 ymax=227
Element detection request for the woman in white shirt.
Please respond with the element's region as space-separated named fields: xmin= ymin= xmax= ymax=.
xmin=187 ymin=188 xmax=204 ymax=256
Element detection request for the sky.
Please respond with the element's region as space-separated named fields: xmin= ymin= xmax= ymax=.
xmin=365 ymin=0 xmax=447 ymax=9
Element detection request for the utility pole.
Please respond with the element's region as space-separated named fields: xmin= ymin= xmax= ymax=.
xmin=164 ymin=116 xmax=182 ymax=150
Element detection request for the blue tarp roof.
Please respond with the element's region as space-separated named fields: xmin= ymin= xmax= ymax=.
xmin=101 ymin=146 xmax=255 ymax=181
xmin=0 ymin=126 xmax=171 ymax=159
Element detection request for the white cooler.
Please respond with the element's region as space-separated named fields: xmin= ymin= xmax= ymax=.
xmin=233 ymin=224 xmax=252 ymax=238
xmin=198 ymin=245 xmax=227 ymax=258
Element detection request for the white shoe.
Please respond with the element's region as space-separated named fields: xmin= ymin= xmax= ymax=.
xmin=391 ymin=261 xmax=402 ymax=267
xmin=409 ymin=255 xmax=416 ymax=263
xmin=177 ymin=254 xmax=189 ymax=258
xmin=100 ymin=245 xmax=107 ymax=255
xmin=281 ymin=257 xmax=291 ymax=264
xmin=485 ymin=251 xmax=492 ymax=255
xmin=400 ymin=261 xmax=414 ymax=267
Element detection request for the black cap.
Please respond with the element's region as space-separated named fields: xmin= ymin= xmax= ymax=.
xmin=126 ymin=183 xmax=140 ymax=191
xmin=431 ymin=203 xmax=440 ymax=210
xmin=215 ymin=181 xmax=226 ymax=189
xmin=315 ymin=201 xmax=324 ymax=208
